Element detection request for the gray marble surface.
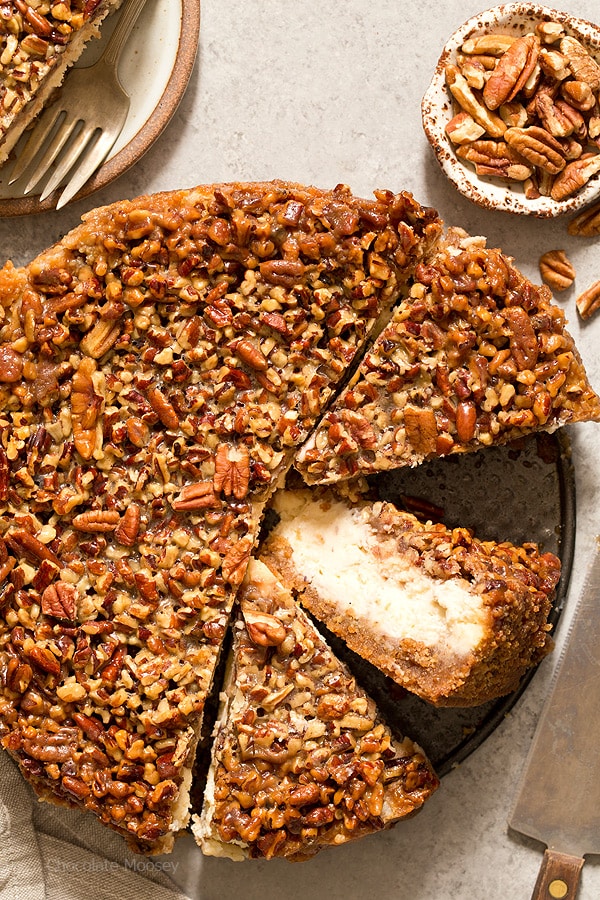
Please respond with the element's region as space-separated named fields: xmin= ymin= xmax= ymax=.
xmin=2 ymin=1 xmax=600 ymax=897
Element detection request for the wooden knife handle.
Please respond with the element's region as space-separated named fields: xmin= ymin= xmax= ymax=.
xmin=531 ymin=849 xmax=584 ymax=900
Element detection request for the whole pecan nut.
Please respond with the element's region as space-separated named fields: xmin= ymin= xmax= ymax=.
xmin=539 ymin=250 xmax=576 ymax=291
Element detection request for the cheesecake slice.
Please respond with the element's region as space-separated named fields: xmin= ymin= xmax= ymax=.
xmin=0 ymin=181 xmax=440 ymax=852
xmin=261 ymin=488 xmax=560 ymax=707
xmin=296 ymin=229 xmax=600 ymax=483
xmin=0 ymin=0 xmax=124 ymax=166
xmin=193 ymin=558 xmax=439 ymax=861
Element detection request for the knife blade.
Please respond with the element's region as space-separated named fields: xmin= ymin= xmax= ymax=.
xmin=509 ymin=538 xmax=600 ymax=900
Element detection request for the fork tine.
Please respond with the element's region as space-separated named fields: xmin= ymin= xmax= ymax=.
xmin=8 ymin=106 xmax=64 ymax=185
xmin=54 ymin=129 xmax=120 ymax=210
xmin=22 ymin=116 xmax=81 ymax=195
xmin=38 ymin=122 xmax=99 ymax=202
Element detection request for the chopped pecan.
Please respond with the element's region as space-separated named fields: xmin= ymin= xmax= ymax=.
xmin=0 ymin=347 xmax=23 ymax=383
xmin=445 ymin=112 xmax=486 ymax=145
xmin=461 ymin=34 xmax=516 ymax=56
xmin=445 ymin=65 xmax=506 ymax=138
xmin=505 ymin=307 xmax=539 ymax=371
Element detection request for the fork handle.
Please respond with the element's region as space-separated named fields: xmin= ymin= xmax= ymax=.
xmin=102 ymin=0 xmax=148 ymax=69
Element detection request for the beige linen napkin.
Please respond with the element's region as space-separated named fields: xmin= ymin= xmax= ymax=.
xmin=0 ymin=749 xmax=193 ymax=900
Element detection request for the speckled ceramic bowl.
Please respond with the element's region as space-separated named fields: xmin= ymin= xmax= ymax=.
xmin=421 ymin=3 xmax=600 ymax=217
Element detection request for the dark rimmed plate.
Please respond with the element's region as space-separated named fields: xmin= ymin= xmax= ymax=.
xmin=0 ymin=0 xmax=200 ymax=216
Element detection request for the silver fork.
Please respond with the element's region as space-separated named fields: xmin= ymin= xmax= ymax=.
xmin=9 ymin=0 xmax=147 ymax=209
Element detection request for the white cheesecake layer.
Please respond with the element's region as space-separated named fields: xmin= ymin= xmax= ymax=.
xmin=272 ymin=492 xmax=486 ymax=656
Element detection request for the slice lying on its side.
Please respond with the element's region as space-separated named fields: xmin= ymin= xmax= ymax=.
xmin=296 ymin=229 xmax=600 ymax=484
xmin=0 ymin=181 xmax=440 ymax=852
xmin=0 ymin=0 xmax=125 ymax=166
xmin=262 ymin=488 xmax=561 ymax=707
xmin=193 ymin=558 xmax=439 ymax=861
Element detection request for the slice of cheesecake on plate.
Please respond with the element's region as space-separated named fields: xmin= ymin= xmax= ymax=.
xmin=261 ymin=488 xmax=561 ymax=707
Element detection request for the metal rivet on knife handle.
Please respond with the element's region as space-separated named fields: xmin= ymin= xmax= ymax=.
xmin=531 ymin=848 xmax=584 ymax=899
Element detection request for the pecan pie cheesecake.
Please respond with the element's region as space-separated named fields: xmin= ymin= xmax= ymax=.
xmin=0 ymin=0 xmax=124 ymax=166
xmin=193 ymin=558 xmax=439 ymax=860
xmin=261 ymin=488 xmax=561 ymax=707
xmin=296 ymin=228 xmax=600 ymax=483
xmin=0 ymin=181 xmax=440 ymax=851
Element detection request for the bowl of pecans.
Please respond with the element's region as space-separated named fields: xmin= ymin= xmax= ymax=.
xmin=422 ymin=3 xmax=600 ymax=216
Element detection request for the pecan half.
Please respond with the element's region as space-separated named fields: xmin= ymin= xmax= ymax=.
xmin=221 ymin=536 xmax=253 ymax=586
xmin=172 ymin=481 xmax=220 ymax=511
xmin=568 ymin=199 xmax=600 ymax=236
xmin=504 ymin=126 xmax=566 ymax=174
xmin=242 ymin=606 xmax=287 ymax=647
xmin=79 ymin=319 xmax=121 ymax=359
xmin=41 ymin=582 xmax=78 ymax=621
xmin=114 ymin=504 xmax=141 ymax=546
xmin=550 ymin=153 xmax=600 ymax=201
xmin=71 ymin=357 xmax=102 ymax=461
xmin=539 ymin=250 xmax=576 ymax=291
xmin=560 ymin=35 xmax=600 ymax=92
xmin=576 ymin=279 xmax=600 ymax=320
xmin=72 ymin=510 xmax=120 ymax=533
xmin=213 ymin=444 xmax=251 ymax=500
xmin=483 ymin=34 xmax=540 ymax=110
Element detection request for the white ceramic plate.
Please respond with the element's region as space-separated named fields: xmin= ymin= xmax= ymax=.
xmin=421 ymin=3 xmax=600 ymax=217
xmin=0 ymin=0 xmax=200 ymax=217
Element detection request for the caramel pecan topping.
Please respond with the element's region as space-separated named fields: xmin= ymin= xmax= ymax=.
xmin=297 ymin=229 xmax=600 ymax=483
xmin=0 ymin=181 xmax=440 ymax=851
xmin=197 ymin=558 xmax=439 ymax=860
